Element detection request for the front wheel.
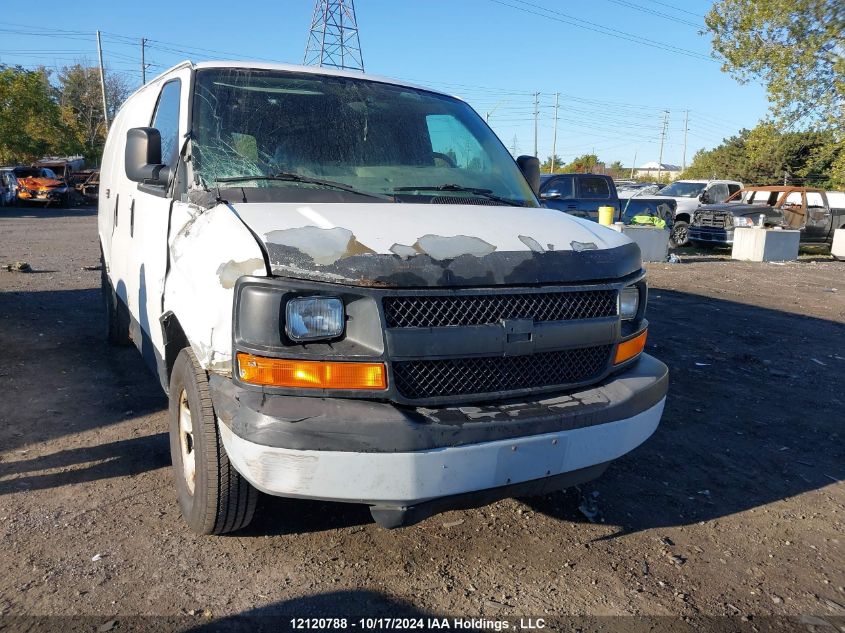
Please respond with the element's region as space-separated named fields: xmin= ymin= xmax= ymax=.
xmin=169 ymin=348 xmax=257 ymax=535
xmin=669 ymin=221 xmax=690 ymax=248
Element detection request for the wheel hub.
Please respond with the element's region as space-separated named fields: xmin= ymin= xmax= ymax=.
xmin=178 ymin=390 xmax=196 ymax=495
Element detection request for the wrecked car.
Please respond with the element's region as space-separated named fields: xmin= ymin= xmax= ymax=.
xmin=688 ymin=186 xmax=845 ymax=247
xmin=99 ymin=61 xmax=668 ymax=534
xmin=11 ymin=166 xmax=70 ymax=206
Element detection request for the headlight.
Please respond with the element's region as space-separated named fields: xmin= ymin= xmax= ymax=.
xmin=733 ymin=216 xmax=754 ymax=227
xmin=285 ymin=296 xmax=344 ymax=341
xmin=619 ymin=286 xmax=639 ymax=320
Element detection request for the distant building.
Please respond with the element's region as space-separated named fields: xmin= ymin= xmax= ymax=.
xmin=634 ymin=161 xmax=681 ymax=180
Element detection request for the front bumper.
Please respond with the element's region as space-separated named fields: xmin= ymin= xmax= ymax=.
xmin=212 ymin=354 xmax=667 ymax=521
xmin=688 ymin=225 xmax=734 ymax=245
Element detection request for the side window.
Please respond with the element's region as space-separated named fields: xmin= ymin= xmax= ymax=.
xmin=727 ymin=184 xmax=741 ymax=197
xmin=579 ymin=176 xmax=610 ymax=199
xmin=783 ymin=191 xmax=803 ymax=206
xmin=708 ymin=183 xmax=729 ymax=203
xmin=806 ymin=192 xmax=825 ymax=208
xmin=426 ymin=115 xmax=487 ymax=171
xmin=151 ymin=80 xmax=182 ymax=169
xmin=549 ymin=176 xmax=575 ymax=199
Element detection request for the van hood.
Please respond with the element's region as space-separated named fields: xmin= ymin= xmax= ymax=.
xmin=229 ymin=202 xmax=642 ymax=287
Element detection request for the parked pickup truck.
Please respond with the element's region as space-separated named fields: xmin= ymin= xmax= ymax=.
xmin=688 ymin=186 xmax=845 ymax=247
xmin=99 ymin=60 xmax=668 ymax=534
xmin=651 ymin=179 xmax=743 ymax=247
xmin=539 ymin=173 xmax=676 ymax=228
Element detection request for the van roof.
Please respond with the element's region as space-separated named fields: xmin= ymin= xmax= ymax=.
xmin=139 ymin=60 xmax=444 ymax=99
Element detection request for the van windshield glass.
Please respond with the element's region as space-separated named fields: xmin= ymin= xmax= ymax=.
xmin=190 ymin=68 xmax=537 ymax=206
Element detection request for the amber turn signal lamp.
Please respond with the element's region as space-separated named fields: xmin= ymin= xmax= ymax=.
xmin=614 ymin=330 xmax=647 ymax=365
xmin=236 ymin=353 xmax=387 ymax=390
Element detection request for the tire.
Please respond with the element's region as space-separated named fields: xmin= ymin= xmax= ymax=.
xmin=100 ymin=248 xmax=131 ymax=346
xmin=669 ymin=220 xmax=690 ymax=248
xmin=169 ymin=347 xmax=257 ymax=535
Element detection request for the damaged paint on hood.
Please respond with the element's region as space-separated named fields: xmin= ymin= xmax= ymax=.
xmin=227 ymin=202 xmax=642 ymax=287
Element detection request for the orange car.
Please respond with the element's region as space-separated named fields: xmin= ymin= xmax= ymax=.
xmin=11 ymin=166 xmax=71 ymax=205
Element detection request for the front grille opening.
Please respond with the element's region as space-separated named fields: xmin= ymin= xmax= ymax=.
xmin=383 ymin=290 xmax=618 ymax=328
xmin=392 ymin=345 xmax=613 ymax=400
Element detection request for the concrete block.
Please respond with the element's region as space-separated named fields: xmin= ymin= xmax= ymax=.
xmin=832 ymin=228 xmax=845 ymax=261
xmin=731 ymin=227 xmax=799 ymax=262
xmin=609 ymin=224 xmax=670 ymax=262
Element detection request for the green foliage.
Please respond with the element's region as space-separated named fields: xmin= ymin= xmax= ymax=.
xmin=0 ymin=65 xmax=83 ymax=164
xmin=541 ymin=154 xmax=563 ymax=173
xmin=706 ymin=0 xmax=844 ymax=186
xmin=58 ymin=64 xmax=130 ymax=163
xmin=681 ymin=123 xmax=842 ymax=187
xmin=562 ymin=153 xmax=599 ymax=173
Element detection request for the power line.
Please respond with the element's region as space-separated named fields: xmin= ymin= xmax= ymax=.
xmin=601 ymin=0 xmax=702 ymax=28
xmin=486 ymin=0 xmax=713 ymax=62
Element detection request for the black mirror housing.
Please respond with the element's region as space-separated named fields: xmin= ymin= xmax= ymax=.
xmin=516 ymin=155 xmax=541 ymax=195
xmin=125 ymin=127 xmax=167 ymax=184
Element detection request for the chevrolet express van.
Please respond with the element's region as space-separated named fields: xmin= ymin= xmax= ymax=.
xmin=99 ymin=61 xmax=668 ymax=534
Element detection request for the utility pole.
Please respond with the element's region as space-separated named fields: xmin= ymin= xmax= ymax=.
xmin=657 ymin=110 xmax=669 ymax=182
xmin=96 ymin=30 xmax=109 ymax=129
xmin=140 ymin=37 xmax=146 ymax=84
xmin=533 ymin=92 xmax=540 ymax=158
xmin=682 ymin=109 xmax=689 ymax=172
xmin=630 ymin=150 xmax=637 ymax=179
xmin=549 ymin=92 xmax=559 ymax=173
xmin=485 ymin=99 xmax=508 ymax=124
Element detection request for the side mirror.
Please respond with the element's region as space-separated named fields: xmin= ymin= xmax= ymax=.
xmin=125 ymin=127 xmax=169 ymax=184
xmin=516 ymin=155 xmax=541 ymax=195
xmin=540 ymin=191 xmax=561 ymax=200
xmin=699 ymin=190 xmax=710 ymax=204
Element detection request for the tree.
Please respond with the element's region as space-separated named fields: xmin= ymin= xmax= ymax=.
xmin=0 ymin=65 xmax=82 ymax=164
xmin=706 ymin=0 xmax=845 ymax=185
xmin=541 ymin=154 xmax=563 ymax=173
xmin=58 ymin=64 xmax=130 ymax=161
xmin=562 ymin=154 xmax=599 ymax=173
xmin=681 ymin=123 xmax=842 ymax=187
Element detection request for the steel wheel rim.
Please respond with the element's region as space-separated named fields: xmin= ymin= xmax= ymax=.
xmin=673 ymin=223 xmax=688 ymax=245
xmin=178 ymin=389 xmax=196 ymax=495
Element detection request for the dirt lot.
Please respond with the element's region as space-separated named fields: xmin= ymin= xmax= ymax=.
xmin=1 ymin=206 xmax=844 ymax=628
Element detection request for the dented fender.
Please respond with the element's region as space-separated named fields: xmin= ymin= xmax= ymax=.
xmin=164 ymin=203 xmax=267 ymax=374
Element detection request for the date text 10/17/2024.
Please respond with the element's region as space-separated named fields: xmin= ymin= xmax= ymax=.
xmin=290 ymin=618 xmax=547 ymax=630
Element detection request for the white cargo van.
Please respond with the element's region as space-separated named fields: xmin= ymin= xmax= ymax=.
xmin=99 ymin=61 xmax=667 ymax=534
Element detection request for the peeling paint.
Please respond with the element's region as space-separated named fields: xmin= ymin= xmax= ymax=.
xmin=389 ymin=243 xmax=420 ymax=259
xmin=518 ymin=235 xmax=546 ymax=253
xmin=570 ymin=241 xmax=598 ymax=252
xmin=265 ymin=226 xmax=375 ymax=265
xmin=216 ymin=257 xmax=266 ymax=289
xmin=415 ymin=234 xmax=496 ymax=260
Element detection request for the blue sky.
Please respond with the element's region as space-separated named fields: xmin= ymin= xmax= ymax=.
xmin=0 ymin=0 xmax=770 ymax=168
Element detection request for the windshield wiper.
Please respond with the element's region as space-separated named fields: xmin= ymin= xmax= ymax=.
xmin=393 ymin=183 xmax=524 ymax=206
xmin=215 ymin=172 xmax=394 ymax=201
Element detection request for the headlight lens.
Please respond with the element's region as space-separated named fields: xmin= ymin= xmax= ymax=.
xmin=619 ymin=286 xmax=639 ymax=320
xmin=285 ymin=296 xmax=344 ymax=341
xmin=733 ymin=216 xmax=754 ymax=227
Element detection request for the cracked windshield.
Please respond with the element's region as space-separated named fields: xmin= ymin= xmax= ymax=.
xmin=190 ymin=68 xmax=538 ymax=205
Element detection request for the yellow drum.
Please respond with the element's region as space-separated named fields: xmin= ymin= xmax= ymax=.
xmin=598 ymin=206 xmax=615 ymax=226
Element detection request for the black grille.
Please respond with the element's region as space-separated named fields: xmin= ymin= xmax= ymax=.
xmin=383 ymin=290 xmax=617 ymax=328
xmin=694 ymin=212 xmax=732 ymax=228
xmin=392 ymin=345 xmax=613 ymax=399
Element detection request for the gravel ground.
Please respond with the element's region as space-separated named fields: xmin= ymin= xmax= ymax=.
xmin=0 ymin=206 xmax=843 ymax=628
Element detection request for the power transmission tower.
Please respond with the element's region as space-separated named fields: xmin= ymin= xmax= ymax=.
xmin=657 ymin=109 xmax=669 ymax=182
xmin=303 ymin=0 xmax=365 ymax=72
xmin=511 ymin=134 xmax=519 ymax=157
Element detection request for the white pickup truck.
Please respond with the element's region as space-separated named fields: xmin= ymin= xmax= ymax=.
xmin=99 ymin=61 xmax=668 ymax=534
xmin=654 ymin=179 xmax=743 ymax=246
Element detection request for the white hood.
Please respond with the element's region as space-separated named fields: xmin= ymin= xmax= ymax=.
xmin=229 ymin=202 xmax=641 ymax=287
